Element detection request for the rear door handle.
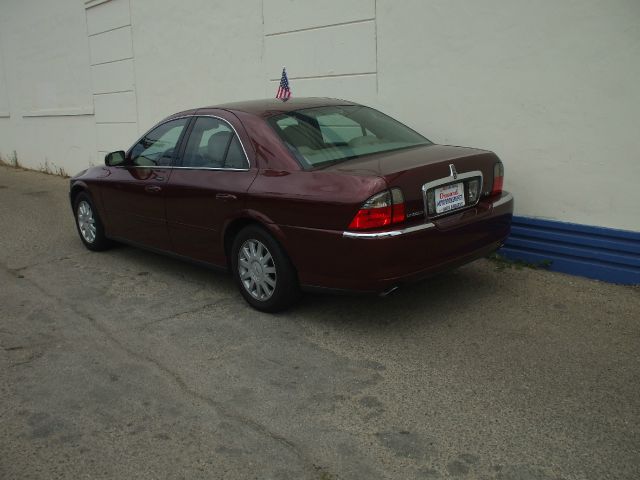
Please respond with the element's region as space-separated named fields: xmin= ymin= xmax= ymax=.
xmin=145 ymin=185 xmax=162 ymax=193
xmin=216 ymin=193 xmax=237 ymax=201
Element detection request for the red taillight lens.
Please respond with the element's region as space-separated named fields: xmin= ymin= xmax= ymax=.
xmin=491 ymin=162 xmax=504 ymax=196
xmin=349 ymin=205 xmax=393 ymax=230
xmin=348 ymin=189 xmax=405 ymax=231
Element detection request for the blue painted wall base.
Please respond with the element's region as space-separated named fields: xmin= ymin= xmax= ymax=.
xmin=499 ymin=216 xmax=640 ymax=285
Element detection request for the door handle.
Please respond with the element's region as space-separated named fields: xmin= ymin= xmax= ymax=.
xmin=145 ymin=185 xmax=162 ymax=193
xmin=216 ymin=193 xmax=237 ymax=201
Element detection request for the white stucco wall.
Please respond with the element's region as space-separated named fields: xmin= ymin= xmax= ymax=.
xmin=0 ymin=0 xmax=97 ymax=174
xmin=130 ymin=0 xmax=266 ymax=128
xmin=375 ymin=0 xmax=640 ymax=232
xmin=0 ymin=0 xmax=638 ymax=231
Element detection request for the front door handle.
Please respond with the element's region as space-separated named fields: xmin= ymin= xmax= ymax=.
xmin=216 ymin=193 xmax=237 ymax=201
xmin=145 ymin=185 xmax=162 ymax=193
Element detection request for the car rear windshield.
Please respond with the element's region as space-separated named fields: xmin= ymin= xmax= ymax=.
xmin=267 ymin=105 xmax=432 ymax=169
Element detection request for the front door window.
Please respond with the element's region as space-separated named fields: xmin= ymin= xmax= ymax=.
xmin=130 ymin=118 xmax=189 ymax=166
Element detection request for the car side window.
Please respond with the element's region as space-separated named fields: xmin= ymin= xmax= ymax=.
xmin=130 ymin=118 xmax=189 ymax=167
xmin=181 ymin=117 xmax=248 ymax=169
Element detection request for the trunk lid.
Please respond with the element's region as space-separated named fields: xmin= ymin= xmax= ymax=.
xmin=324 ymin=144 xmax=501 ymax=221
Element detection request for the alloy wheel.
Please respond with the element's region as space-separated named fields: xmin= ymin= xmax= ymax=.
xmin=238 ymin=239 xmax=277 ymax=301
xmin=77 ymin=200 xmax=97 ymax=244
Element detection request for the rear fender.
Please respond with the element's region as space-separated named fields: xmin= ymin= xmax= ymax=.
xmin=221 ymin=209 xmax=291 ymax=260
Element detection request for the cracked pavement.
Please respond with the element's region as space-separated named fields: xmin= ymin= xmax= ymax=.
xmin=1 ymin=165 xmax=639 ymax=480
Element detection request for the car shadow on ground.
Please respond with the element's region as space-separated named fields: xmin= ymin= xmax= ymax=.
xmin=291 ymin=268 xmax=494 ymax=327
xmin=107 ymin=241 xmax=495 ymax=330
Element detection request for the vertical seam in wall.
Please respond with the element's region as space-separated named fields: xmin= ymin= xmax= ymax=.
xmin=261 ymin=0 xmax=268 ymax=98
xmin=128 ymin=0 xmax=141 ymax=135
xmin=374 ymin=0 xmax=379 ymax=94
xmin=0 ymin=27 xmax=12 ymax=116
xmin=83 ymin=6 xmax=98 ymax=165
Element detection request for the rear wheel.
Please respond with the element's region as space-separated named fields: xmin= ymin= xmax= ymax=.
xmin=231 ymin=225 xmax=299 ymax=312
xmin=74 ymin=192 xmax=111 ymax=251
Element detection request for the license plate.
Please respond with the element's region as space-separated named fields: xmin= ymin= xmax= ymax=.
xmin=435 ymin=182 xmax=465 ymax=214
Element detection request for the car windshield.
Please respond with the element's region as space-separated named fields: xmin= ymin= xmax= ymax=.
xmin=268 ymin=105 xmax=432 ymax=168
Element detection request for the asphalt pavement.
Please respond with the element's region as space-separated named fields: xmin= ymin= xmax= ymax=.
xmin=1 ymin=165 xmax=638 ymax=480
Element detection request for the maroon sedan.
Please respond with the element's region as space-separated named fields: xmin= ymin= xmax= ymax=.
xmin=70 ymin=98 xmax=513 ymax=311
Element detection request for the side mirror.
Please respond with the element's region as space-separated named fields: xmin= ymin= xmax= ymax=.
xmin=105 ymin=150 xmax=126 ymax=167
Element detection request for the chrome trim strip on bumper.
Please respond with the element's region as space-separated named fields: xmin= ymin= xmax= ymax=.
xmin=342 ymin=222 xmax=435 ymax=239
xmin=492 ymin=192 xmax=513 ymax=209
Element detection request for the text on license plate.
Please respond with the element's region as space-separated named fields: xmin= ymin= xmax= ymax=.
xmin=435 ymin=182 xmax=465 ymax=214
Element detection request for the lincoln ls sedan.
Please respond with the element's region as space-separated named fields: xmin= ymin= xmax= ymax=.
xmin=70 ymin=98 xmax=514 ymax=312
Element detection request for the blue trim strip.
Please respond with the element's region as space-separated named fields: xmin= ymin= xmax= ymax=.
xmin=500 ymin=216 xmax=640 ymax=285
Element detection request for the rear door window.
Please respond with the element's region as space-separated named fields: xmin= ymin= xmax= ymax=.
xmin=181 ymin=117 xmax=248 ymax=169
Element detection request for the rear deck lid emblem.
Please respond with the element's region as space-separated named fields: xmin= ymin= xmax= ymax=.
xmin=449 ymin=164 xmax=458 ymax=179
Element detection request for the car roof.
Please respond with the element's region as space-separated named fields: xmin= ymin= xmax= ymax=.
xmin=197 ymin=97 xmax=360 ymax=117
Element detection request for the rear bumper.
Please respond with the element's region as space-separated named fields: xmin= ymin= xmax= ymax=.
xmin=282 ymin=192 xmax=514 ymax=293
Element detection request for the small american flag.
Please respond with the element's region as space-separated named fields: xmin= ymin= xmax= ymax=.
xmin=276 ymin=67 xmax=291 ymax=101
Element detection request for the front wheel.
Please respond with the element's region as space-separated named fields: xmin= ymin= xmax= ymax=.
xmin=74 ymin=192 xmax=112 ymax=251
xmin=231 ymin=225 xmax=299 ymax=312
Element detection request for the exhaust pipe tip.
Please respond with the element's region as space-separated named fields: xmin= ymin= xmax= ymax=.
xmin=379 ymin=286 xmax=399 ymax=297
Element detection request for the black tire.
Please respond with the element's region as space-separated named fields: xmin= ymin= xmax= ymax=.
xmin=231 ymin=225 xmax=299 ymax=312
xmin=73 ymin=192 xmax=112 ymax=251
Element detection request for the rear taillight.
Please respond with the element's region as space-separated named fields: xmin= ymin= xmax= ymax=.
xmin=390 ymin=188 xmax=405 ymax=223
xmin=491 ymin=161 xmax=504 ymax=196
xmin=348 ymin=188 xmax=406 ymax=230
